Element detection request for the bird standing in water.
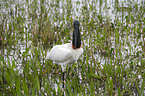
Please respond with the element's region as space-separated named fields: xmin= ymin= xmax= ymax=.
xmin=46 ymin=20 xmax=83 ymax=90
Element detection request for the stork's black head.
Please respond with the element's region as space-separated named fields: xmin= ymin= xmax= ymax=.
xmin=73 ymin=20 xmax=80 ymax=27
xmin=72 ymin=20 xmax=81 ymax=49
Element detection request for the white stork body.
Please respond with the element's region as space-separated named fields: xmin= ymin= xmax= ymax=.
xmin=46 ymin=43 xmax=83 ymax=71
xmin=46 ymin=20 xmax=83 ymax=72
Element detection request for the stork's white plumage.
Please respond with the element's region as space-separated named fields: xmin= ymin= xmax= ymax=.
xmin=46 ymin=20 xmax=83 ymax=72
xmin=46 ymin=43 xmax=83 ymax=71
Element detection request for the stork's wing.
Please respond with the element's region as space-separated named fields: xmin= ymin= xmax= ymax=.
xmin=46 ymin=45 xmax=73 ymax=62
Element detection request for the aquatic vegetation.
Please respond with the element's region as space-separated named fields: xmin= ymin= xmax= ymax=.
xmin=0 ymin=0 xmax=144 ymax=95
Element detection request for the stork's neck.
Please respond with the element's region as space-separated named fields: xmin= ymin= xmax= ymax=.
xmin=72 ymin=44 xmax=81 ymax=49
xmin=72 ymin=25 xmax=81 ymax=49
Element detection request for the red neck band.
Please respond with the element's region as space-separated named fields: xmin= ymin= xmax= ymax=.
xmin=72 ymin=45 xmax=81 ymax=49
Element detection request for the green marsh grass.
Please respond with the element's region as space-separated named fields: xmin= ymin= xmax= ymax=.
xmin=0 ymin=0 xmax=145 ymax=95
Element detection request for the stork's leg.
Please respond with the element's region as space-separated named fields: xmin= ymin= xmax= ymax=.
xmin=62 ymin=71 xmax=65 ymax=96
xmin=62 ymin=71 xmax=65 ymax=89
xmin=66 ymin=67 xmax=71 ymax=79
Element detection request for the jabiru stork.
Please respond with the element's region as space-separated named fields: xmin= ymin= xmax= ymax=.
xmin=46 ymin=20 xmax=83 ymax=90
